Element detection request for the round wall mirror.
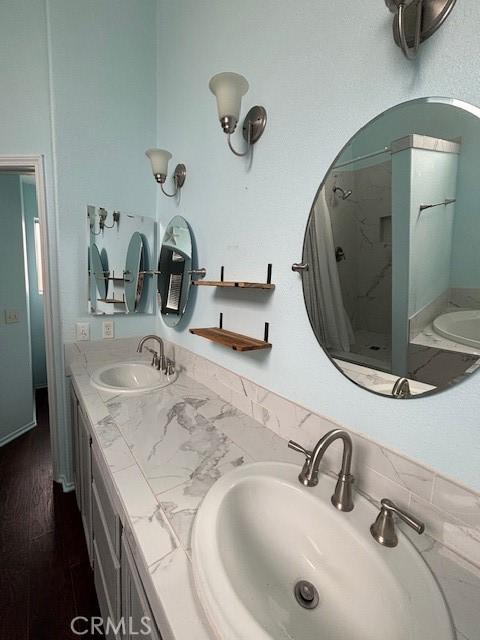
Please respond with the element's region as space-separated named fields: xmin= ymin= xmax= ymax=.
xmin=158 ymin=215 xmax=193 ymax=327
xmin=302 ymin=97 xmax=480 ymax=398
xmin=124 ymin=232 xmax=146 ymax=313
xmin=90 ymin=243 xmax=108 ymax=307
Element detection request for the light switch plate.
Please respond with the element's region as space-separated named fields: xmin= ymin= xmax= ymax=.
xmin=102 ymin=320 xmax=114 ymax=339
xmin=76 ymin=322 xmax=90 ymax=341
xmin=5 ymin=310 xmax=19 ymax=323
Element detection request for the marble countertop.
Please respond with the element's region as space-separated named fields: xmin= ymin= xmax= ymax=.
xmin=67 ymin=344 xmax=478 ymax=640
xmin=334 ymin=358 xmax=435 ymax=395
xmin=68 ymin=350 xmax=300 ymax=640
xmin=412 ymin=322 xmax=480 ymax=357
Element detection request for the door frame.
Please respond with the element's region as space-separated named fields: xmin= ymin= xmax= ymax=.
xmin=0 ymin=155 xmax=67 ymax=488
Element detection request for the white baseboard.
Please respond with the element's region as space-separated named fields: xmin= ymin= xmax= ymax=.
xmin=0 ymin=420 xmax=37 ymax=447
xmin=55 ymin=475 xmax=75 ymax=493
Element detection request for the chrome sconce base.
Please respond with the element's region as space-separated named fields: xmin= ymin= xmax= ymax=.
xmin=154 ymin=163 xmax=187 ymax=197
xmin=385 ymin=0 xmax=456 ymax=59
xmin=219 ymin=106 xmax=267 ymax=157
xmin=242 ymin=106 xmax=267 ymax=145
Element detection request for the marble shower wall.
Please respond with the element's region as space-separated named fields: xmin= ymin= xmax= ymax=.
xmin=327 ymin=161 xmax=392 ymax=336
xmin=450 ymin=288 xmax=480 ymax=309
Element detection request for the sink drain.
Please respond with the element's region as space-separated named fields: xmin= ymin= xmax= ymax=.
xmin=294 ymin=580 xmax=319 ymax=609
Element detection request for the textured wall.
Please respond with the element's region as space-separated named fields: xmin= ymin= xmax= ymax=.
xmin=155 ymin=0 xmax=480 ymax=490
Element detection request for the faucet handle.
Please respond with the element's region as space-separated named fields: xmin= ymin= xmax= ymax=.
xmin=288 ymin=440 xmax=312 ymax=461
xmin=165 ymin=358 xmax=175 ymax=376
xmin=370 ymin=498 xmax=425 ymax=547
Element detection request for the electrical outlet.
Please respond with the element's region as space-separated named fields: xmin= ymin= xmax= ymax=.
xmin=102 ymin=320 xmax=114 ymax=339
xmin=76 ymin=322 xmax=90 ymax=341
xmin=5 ymin=310 xmax=19 ymax=323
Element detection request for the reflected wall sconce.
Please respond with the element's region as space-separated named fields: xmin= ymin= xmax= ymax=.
xmin=209 ymin=72 xmax=267 ymax=157
xmin=145 ymin=148 xmax=186 ymax=197
xmin=89 ymin=206 xmax=120 ymax=235
xmin=385 ymin=0 xmax=456 ymax=59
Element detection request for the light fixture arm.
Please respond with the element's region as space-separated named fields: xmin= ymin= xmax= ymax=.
xmin=155 ymin=163 xmax=187 ymax=197
xmin=160 ymin=179 xmax=179 ymax=198
xmin=385 ymin=0 xmax=456 ymax=60
xmin=397 ymin=1 xmax=422 ymax=59
xmin=227 ymin=122 xmax=252 ymax=157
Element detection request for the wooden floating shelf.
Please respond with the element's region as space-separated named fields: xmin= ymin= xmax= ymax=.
xmin=189 ymin=327 xmax=272 ymax=352
xmin=97 ymin=298 xmax=125 ymax=304
xmin=192 ymin=280 xmax=275 ymax=290
xmin=194 ymin=263 xmax=275 ymax=291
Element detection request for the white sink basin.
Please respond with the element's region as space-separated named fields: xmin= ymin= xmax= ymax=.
xmin=192 ymin=462 xmax=454 ymax=640
xmin=90 ymin=361 xmax=176 ymax=394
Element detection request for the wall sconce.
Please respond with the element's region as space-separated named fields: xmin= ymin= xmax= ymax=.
xmin=145 ymin=148 xmax=186 ymax=197
xmin=88 ymin=206 xmax=120 ymax=235
xmin=209 ymin=72 xmax=267 ymax=157
xmin=385 ymin=0 xmax=456 ymax=59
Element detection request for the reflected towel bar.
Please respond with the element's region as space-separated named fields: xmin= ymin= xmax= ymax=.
xmin=419 ymin=198 xmax=456 ymax=212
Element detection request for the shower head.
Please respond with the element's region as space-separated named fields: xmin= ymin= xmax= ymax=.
xmin=333 ymin=186 xmax=352 ymax=200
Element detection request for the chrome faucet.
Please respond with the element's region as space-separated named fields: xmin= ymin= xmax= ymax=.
xmin=137 ymin=335 xmax=165 ymax=372
xmin=288 ymin=429 xmax=355 ymax=512
xmin=392 ymin=377 xmax=411 ymax=398
xmin=370 ymin=498 xmax=424 ymax=547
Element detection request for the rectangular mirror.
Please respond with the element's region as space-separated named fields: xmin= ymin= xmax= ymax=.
xmin=87 ymin=206 xmax=156 ymax=315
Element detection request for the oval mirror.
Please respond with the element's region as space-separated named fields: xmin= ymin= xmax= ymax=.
xmin=302 ymin=97 xmax=480 ymax=398
xmin=158 ymin=215 xmax=193 ymax=327
xmin=90 ymin=243 xmax=108 ymax=305
xmin=124 ymin=231 xmax=146 ymax=313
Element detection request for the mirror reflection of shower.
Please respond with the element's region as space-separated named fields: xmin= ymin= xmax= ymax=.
xmin=333 ymin=186 xmax=352 ymax=200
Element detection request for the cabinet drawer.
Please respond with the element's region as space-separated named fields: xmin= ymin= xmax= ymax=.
xmin=92 ymin=447 xmax=121 ymax=557
xmin=92 ymin=482 xmax=121 ymax=623
xmin=93 ymin=540 xmax=118 ymax=640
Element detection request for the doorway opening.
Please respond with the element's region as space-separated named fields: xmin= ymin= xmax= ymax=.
xmin=0 ymin=156 xmax=64 ymax=488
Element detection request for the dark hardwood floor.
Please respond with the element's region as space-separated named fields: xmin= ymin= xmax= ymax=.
xmin=0 ymin=388 xmax=101 ymax=639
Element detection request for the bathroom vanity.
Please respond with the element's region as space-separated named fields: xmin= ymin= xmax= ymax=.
xmin=66 ymin=338 xmax=480 ymax=640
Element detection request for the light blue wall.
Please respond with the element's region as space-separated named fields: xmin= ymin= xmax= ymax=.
xmin=155 ymin=0 xmax=480 ymax=490
xmin=0 ymin=1 xmax=157 ymax=487
xmin=391 ymin=144 xmax=458 ymax=377
xmin=47 ymin=0 xmax=158 ymax=341
xmin=22 ymin=177 xmax=47 ymax=388
xmin=0 ymin=174 xmax=35 ymax=443
xmin=408 ymin=148 xmax=458 ymax=314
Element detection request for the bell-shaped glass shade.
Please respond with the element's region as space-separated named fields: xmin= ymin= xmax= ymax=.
xmin=145 ymin=148 xmax=172 ymax=177
xmin=209 ymin=72 xmax=249 ymax=121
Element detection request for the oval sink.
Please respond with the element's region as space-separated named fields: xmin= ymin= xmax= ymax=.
xmin=90 ymin=361 xmax=176 ymax=394
xmin=192 ymin=462 xmax=454 ymax=640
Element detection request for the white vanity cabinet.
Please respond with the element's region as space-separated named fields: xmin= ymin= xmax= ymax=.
xmin=70 ymin=383 xmax=164 ymax=640
xmin=71 ymin=386 xmax=93 ymax=564
xmin=91 ymin=445 xmax=122 ymax=638
xmin=121 ymin=532 xmax=162 ymax=640
xmin=70 ymin=386 xmax=81 ymax=511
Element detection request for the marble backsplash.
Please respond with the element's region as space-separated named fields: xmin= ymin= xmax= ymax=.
xmin=65 ymin=337 xmax=480 ymax=573
xmin=163 ymin=340 xmax=480 ymax=570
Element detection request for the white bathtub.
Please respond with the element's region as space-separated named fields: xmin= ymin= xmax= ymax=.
xmin=433 ymin=310 xmax=480 ymax=349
